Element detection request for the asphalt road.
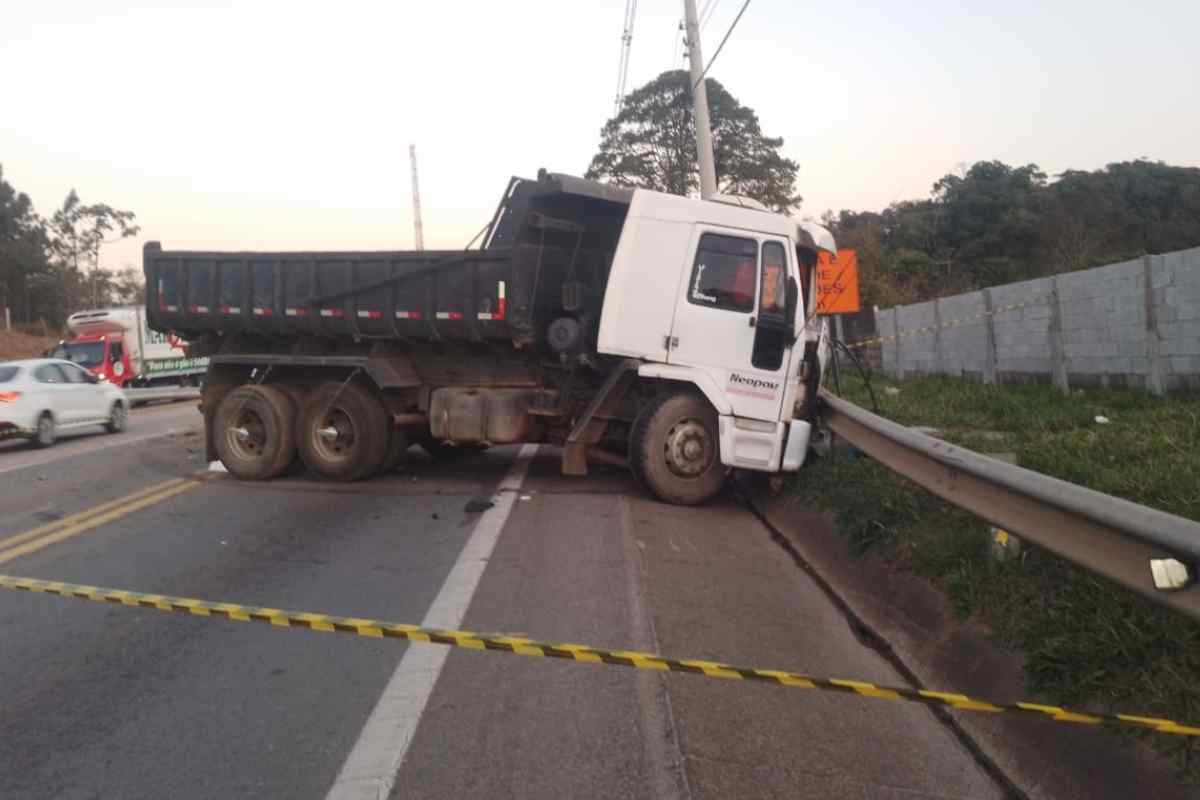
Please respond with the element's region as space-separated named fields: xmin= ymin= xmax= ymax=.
xmin=0 ymin=407 xmax=1006 ymax=800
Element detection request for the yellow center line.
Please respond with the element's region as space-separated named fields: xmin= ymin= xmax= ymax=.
xmin=0 ymin=473 xmax=219 ymax=566
xmin=0 ymin=478 xmax=188 ymax=556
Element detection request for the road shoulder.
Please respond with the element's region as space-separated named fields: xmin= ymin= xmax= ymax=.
xmin=744 ymin=477 xmax=1190 ymax=800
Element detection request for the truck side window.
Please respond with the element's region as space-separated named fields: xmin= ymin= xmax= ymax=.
xmin=760 ymin=242 xmax=787 ymax=315
xmin=687 ymin=233 xmax=757 ymax=313
xmin=109 ymin=341 xmax=124 ymax=364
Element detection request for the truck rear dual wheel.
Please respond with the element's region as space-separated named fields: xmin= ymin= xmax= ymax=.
xmin=629 ymin=392 xmax=726 ymax=506
xmin=297 ymin=382 xmax=391 ymax=481
xmin=214 ymin=385 xmax=296 ymax=480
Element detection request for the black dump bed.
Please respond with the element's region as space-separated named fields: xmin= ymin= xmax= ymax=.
xmin=144 ymin=173 xmax=632 ymax=348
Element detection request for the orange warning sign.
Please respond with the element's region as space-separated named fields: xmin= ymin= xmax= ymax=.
xmin=815 ymin=250 xmax=860 ymax=315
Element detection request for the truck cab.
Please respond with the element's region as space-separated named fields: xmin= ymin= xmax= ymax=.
xmin=597 ymin=187 xmax=832 ymax=477
xmin=51 ymin=333 xmax=133 ymax=387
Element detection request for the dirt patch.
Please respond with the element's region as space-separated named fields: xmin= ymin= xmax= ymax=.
xmin=0 ymin=329 xmax=58 ymax=360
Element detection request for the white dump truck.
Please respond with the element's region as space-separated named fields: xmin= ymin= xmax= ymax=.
xmin=144 ymin=171 xmax=834 ymax=505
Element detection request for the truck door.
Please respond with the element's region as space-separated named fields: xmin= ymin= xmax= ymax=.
xmin=668 ymin=229 xmax=795 ymax=421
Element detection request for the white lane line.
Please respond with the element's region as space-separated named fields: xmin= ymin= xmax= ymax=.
xmin=325 ymin=444 xmax=538 ymax=800
xmin=0 ymin=425 xmax=196 ymax=478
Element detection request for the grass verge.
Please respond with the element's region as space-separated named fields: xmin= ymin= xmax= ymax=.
xmin=790 ymin=373 xmax=1200 ymax=779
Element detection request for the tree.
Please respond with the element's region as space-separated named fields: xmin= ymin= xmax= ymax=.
xmin=0 ymin=165 xmax=144 ymax=327
xmin=824 ymin=158 xmax=1200 ymax=308
xmin=111 ymin=266 xmax=144 ymax=305
xmin=47 ymin=189 xmax=140 ymax=308
xmin=931 ymin=161 xmax=1047 ymax=286
xmin=586 ymin=70 xmax=802 ymax=212
xmin=0 ymin=165 xmax=50 ymax=325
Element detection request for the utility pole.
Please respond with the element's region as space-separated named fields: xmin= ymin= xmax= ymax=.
xmin=683 ymin=0 xmax=717 ymax=199
xmin=409 ymin=144 xmax=425 ymax=251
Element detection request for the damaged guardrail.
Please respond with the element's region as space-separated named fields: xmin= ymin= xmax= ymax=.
xmin=818 ymin=390 xmax=1200 ymax=621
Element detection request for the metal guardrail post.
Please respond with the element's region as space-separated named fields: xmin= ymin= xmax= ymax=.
xmin=819 ymin=390 xmax=1200 ymax=620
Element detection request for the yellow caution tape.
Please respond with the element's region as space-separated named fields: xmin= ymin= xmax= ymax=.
xmin=2 ymin=573 xmax=1196 ymax=737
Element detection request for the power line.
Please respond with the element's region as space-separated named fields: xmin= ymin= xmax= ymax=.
xmin=612 ymin=0 xmax=638 ymax=117
xmin=693 ymin=0 xmax=750 ymax=89
xmin=700 ymin=0 xmax=721 ymax=31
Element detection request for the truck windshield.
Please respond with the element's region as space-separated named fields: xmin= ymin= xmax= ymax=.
xmin=52 ymin=341 xmax=105 ymax=368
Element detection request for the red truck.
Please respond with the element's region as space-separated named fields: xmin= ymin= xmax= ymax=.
xmin=52 ymin=306 xmax=208 ymax=388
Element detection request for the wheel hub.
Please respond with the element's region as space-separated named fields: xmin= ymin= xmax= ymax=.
xmin=227 ymin=411 xmax=267 ymax=458
xmin=312 ymin=408 xmax=357 ymax=461
xmin=664 ymin=418 xmax=714 ymax=478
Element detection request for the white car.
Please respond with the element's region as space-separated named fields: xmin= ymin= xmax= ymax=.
xmin=0 ymin=358 xmax=129 ymax=447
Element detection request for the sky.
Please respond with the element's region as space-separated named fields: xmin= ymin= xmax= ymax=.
xmin=2 ymin=0 xmax=1198 ymax=274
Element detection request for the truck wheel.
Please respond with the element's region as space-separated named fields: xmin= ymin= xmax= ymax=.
xmin=270 ymin=383 xmax=308 ymax=475
xmin=629 ymin=392 xmax=726 ymax=505
xmin=380 ymin=428 xmax=410 ymax=475
xmin=298 ymin=382 xmax=390 ymax=481
xmin=214 ymin=385 xmax=296 ymax=480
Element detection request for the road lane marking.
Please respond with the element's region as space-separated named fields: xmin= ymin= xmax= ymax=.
xmin=0 ymin=478 xmax=188 ymax=555
xmin=325 ymin=444 xmax=538 ymax=800
xmin=0 ymin=475 xmax=215 ymax=566
xmin=0 ymin=423 xmax=199 ymax=478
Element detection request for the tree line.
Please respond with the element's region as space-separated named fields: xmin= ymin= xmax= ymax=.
xmin=0 ymin=164 xmax=141 ymax=329
xmin=824 ymin=159 xmax=1200 ymax=307
xmin=589 ymin=71 xmax=1200 ymax=308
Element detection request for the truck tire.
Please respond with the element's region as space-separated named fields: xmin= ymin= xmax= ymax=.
xmin=214 ymin=385 xmax=296 ymax=480
xmin=270 ymin=383 xmax=308 ymax=475
xmin=298 ymin=382 xmax=390 ymax=481
xmin=629 ymin=392 xmax=726 ymax=506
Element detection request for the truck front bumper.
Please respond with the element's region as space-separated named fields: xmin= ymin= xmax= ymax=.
xmin=780 ymin=420 xmax=812 ymax=471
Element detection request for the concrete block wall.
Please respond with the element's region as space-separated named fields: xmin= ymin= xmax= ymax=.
xmin=877 ymin=246 xmax=1200 ymax=393
xmin=990 ymin=277 xmax=1054 ymax=380
xmin=935 ymin=292 xmax=988 ymax=378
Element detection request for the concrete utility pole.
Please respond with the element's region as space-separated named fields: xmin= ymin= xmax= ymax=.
xmin=409 ymin=144 xmax=425 ymax=251
xmin=683 ymin=0 xmax=717 ymax=199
